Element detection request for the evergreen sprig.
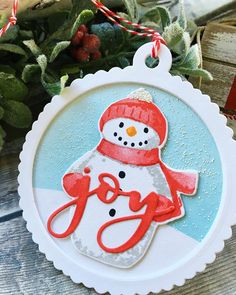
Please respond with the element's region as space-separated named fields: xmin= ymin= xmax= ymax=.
xmin=0 ymin=0 xmax=212 ymax=151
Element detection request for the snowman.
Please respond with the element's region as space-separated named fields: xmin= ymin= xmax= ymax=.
xmin=47 ymin=88 xmax=198 ymax=268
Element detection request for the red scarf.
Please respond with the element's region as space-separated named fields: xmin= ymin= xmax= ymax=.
xmin=97 ymin=139 xmax=197 ymax=198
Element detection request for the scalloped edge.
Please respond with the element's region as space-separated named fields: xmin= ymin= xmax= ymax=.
xmin=18 ymin=44 xmax=236 ymax=295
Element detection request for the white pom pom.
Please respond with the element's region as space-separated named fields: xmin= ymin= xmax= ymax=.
xmin=128 ymin=88 xmax=153 ymax=103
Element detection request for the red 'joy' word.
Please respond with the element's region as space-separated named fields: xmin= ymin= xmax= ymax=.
xmin=47 ymin=170 xmax=178 ymax=253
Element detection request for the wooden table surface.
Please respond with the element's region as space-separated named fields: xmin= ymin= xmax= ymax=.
xmin=0 ymin=137 xmax=236 ymax=295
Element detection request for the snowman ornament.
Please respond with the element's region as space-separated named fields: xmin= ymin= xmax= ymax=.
xmin=48 ymin=88 xmax=198 ymax=268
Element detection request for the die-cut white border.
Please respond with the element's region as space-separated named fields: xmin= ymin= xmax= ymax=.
xmin=18 ymin=43 xmax=236 ymax=295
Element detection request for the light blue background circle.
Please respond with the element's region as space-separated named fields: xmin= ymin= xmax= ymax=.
xmin=33 ymin=83 xmax=223 ymax=242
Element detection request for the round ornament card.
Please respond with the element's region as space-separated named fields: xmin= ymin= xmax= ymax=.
xmin=19 ymin=43 xmax=236 ymax=295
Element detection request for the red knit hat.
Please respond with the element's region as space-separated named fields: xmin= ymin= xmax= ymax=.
xmin=99 ymin=89 xmax=167 ymax=145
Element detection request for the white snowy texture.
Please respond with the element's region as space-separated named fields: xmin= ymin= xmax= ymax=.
xmin=128 ymin=88 xmax=153 ymax=102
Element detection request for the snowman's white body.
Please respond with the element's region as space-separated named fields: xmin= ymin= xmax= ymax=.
xmin=66 ymin=149 xmax=181 ymax=268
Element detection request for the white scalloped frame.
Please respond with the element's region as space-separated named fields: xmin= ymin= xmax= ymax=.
xmin=18 ymin=43 xmax=236 ymax=295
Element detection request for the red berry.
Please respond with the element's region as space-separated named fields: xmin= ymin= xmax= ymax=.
xmin=91 ymin=51 xmax=102 ymax=60
xmin=78 ymin=24 xmax=88 ymax=34
xmin=71 ymin=48 xmax=90 ymax=63
xmin=82 ymin=34 xmax=101 ymax=53
xmin=71 ymin=31 xmax=84 ymax=46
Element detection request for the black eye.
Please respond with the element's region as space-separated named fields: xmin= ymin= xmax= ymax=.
xmin=144 ymin=127 xmax=149 ymax=133
xmin=109 ymin=208 xmax=116 ymax=217
xmin=119 ymin=122 xmax=124 ymax=128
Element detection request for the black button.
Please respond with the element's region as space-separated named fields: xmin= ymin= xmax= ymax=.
xmin=114 ymin=132 xmax=117 ymax=137
xmin=109 ymin=208 xmax=116 ymax=217
xmin=119 ymin=171 xmax=126 ymax=178
xmin=139 ymin=142 xmax=143 ymax=146
xmin=118 ymin=137 xmax=122 ymax=141
xmin=144 ymin=140 xmax=148 ymax=144
xmin=124 ymin=141 xmax=128 ymax=146
xmin=131 ymin=143 xmax=135 ymax=147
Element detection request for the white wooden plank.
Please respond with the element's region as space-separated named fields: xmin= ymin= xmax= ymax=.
xmin=201 ymin=23 xmax=236 ymax=65
xmin=0 ymin=217 xmax=235 ymax=295
xmin=189 ymin=60 xmax=236 ymax=108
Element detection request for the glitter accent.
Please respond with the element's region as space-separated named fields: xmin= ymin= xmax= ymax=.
xmin=128 ymin=88 xmax=153 ymax=103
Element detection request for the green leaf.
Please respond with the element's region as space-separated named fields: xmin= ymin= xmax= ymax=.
xmin=122 ymin=0 xmax=138 ymax=20
xmin=19 ymin=30 xmax=34 ymax=39
xmin=0 ymin=125 xmax=6 ymax=138
xmin=23 ymin=40 xmax=42 ymax=57
xmin=42 ymin=9 xmax=94 ymax=47
xmin=0 ymin=73 xmax=28 ymax=101
xmin=0 ymin=133 xmax=4 ymax=152
xmin=61 ymin=64 xmax=81 ymax=75
xmin=70 ymin=10 xmax=94 ymax=38
xmin=0 ymin=65 xmax=16 ymax=75
xmin=0 ymin=44 xmax=27 ymax=56
xmin=176 ymin=67 xmax=213 ymax=80
xmin=178 ymin=44 xmax=201 ymax=69
xmin=0 ymin=26 xmax=19 ymax=44
xmin=172 ymin=31 xmax=191 ymax=55
xmin=140 ymin=6 xmax=171 ymax=31
xmin=157 ymin=6 xmax=171 ymax=30
xmin=140 ymin=21 xmax=161 ymax=31
xmin=49 ymin=41 xmax=71 ymax=63
xmin=36 ymin=54 xmax=47 ymax=75
xmin=71 ymin=0 xmax=97 ymax=17
xmin=34 ymin=54 xmax=68 ymax=96
xmin=117 ymin=57 xmax=130 ymax=68
xmin=1 ymin=100 xmax=32 ymax=128
xmin=0 ymin=123 xmax=6 ymax=151
xmin=177 ymin=0 xmax=187 ymax=30
xmin=22 ymin=64 xmax=41 ymax=83
xmin=162 ymin=22 xmax=184 ymax=50
xmin=0 ymin=106 xmax=4 ymax=119
xmin=42 ymin=74 xmax=69 ymax=96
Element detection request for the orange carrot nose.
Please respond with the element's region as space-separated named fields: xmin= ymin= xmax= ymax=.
xmin=126 ymin=126 xmax=137 ymax=137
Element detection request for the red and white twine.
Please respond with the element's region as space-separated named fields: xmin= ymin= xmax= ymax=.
xmin=0 ymin=0 xmax=19 ymax=37
xmin=0 ymin=0 xmax=166 ymax=57
xmin=91 ymin=0 xmax=166 ymax=58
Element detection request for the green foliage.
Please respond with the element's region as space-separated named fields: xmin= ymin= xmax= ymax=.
xmin=0 ymin=124 xmax=6 ymax=151
xmin=122 ymin=0 xmax=139 ymax=21
xmin=23 ymin=40 xmax=42 ymax=57
xmin=0 ymin=0 xmax=213 ymax=152
xmin=22 ymin=64 xmax=41 ymax=83
xmin=140 ymin=6 xmax=171 ymax=31
xmin=177 ymin=0 xmax=187 ymax=29
xmin=163 ymin=22 xmax=184 ymax=49
xmin=0 ymin=99 xmax=32 ymax=128
xmin=0 ymin=44 xmax=28 ymax=56
xmin=0 ymin=73 xmax=28 ymax=101
xmin=0 ymin=26 xmax=19 ymax=44
xmin=0 ymin=106 xmax=4 ymax=119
